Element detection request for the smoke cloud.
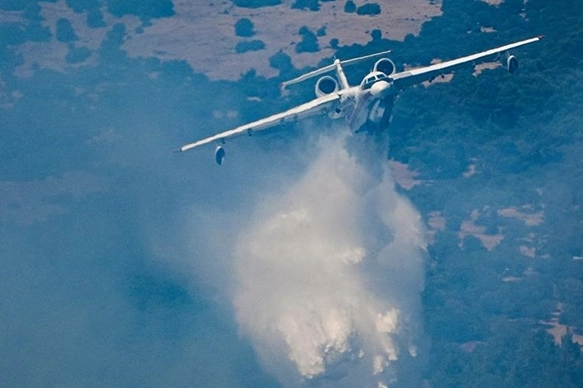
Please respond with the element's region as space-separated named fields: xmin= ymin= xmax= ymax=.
xmin=227 ymin=130 xmax=427 ymax=387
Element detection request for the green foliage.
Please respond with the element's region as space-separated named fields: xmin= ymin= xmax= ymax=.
xmin=23 ymin=3 xmax=43 ymax=21
xmin=235 ymin=39 xmax=266 ymax=54
xmin=65 ymin=0 xmax=106 ymax=28
xmin=231 ymin=0 xmax=281 ymax=7
xmin=105 ymin=0 xmax=175 ymax=21
xmin=344 ymin=0 xmax=356 ymax=13
xmin=0 ymin=0 xmax=581 ymax=385
xmin=370 ymin=29 xmax=382 ymax=40
xmin=269 ymin=50 xmax=293 ymax=76
xmin=386 ymin=0 xmax=583 ymax=384
xmin=99 ymin=23 xmax=126 ymax=63
xmin=296 ymin=26 xmax=319 ymax=53
xmin=56 ymin=18 xmax=79 ymax=43
xmin=292 ymin=0 xmax=320 ymax=11
xmin=558 ymin=278 xmax=583 ymax=327
xmin=234 ymin=18 xmax=255 ymax=37
xmin=293 ymin=0 xmax=335 ymax=10
xmin=26 ymin=23 xmax=52 ymax=42
xmin=356 ymin=3 xmax=380 ymax=16
xmin=0 ymin=0 xmax=49 ymax=11
xmin=66 ymin=46 xmax=92 ymax=64
xmin=87 ymin=9 xmax=106 ymax=28
xmin=426 ymin=322 xmax=583 ymax=386
xmin=0 ymin=42 xmax=25 ymax=76
xmin=66 ymin=0 xmax=101 ymax=13
xmin=0 ymin=23 xmax=26 ymax=46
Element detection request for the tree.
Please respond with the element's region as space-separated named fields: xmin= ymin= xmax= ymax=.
xmin=344 ymin=0 xmax=356 ymax=13
xmin=356 ymin=3 xmax=381 ymax=15
xmin=370 ymin=29 xmax=382 ymax=40
xmin=66 ymin=46 xmax=92 ymax=64
xmin=23 ymin=3 xmax=43 ymax=21
xmin=235 ymin=18 xmax=255 ymax=37
xmin=105 ymin=0 xmax=175 ymax=21
xmin=87 ymin=9 xmax=106 ymax=28
xmin=232 ymin=0 xmax=281 ymax=7
xmin=292 ymin=0 xmax=320 ymax=11
xmin=269 ymin=50 xmax=293 ymax=74
xmin=56 ymin=19 xmax=78 ymax=43
xmin=296 ymin=26 xmax=319 ymax=53
xmin=235 ymin=39 xmax=266 ymax=53
xmin=26 ymin=23 xmax=52 ymax=42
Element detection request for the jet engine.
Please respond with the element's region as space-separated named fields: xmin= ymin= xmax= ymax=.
xmin=373 ymin=58 xmax=396 ymax=76
xmin=315 ymin=75 xmax=339 ymax=97
xmin=215 ymin=145 xmax=226 ymax=165
xmin=505 ymin=54 xmax=519 ymax=74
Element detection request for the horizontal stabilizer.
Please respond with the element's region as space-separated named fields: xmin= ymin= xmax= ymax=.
xmin=281 ymin=49 xmax=392 ymax=89
xmin=340 ymin=49 xmax=393 ymax=66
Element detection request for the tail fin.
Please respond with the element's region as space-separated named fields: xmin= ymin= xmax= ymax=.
xmin=281 ymin=49 xmax=392 ymax=89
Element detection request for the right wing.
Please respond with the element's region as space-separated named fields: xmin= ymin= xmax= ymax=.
xmin=176 ymin=93 xmax=341 ymax=153
xmin=391 ymin=36 xmax=542 ymax=90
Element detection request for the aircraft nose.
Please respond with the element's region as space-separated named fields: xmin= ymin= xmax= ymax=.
xmin=370 ymin=80 xmax=391 ymax=97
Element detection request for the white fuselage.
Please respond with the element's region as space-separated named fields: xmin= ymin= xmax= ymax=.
xmin=330 ymin=60 xmax=397 ymax=134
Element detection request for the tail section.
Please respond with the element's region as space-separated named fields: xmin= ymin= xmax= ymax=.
xmin=281 ymin=49 xmax=392 ymax=91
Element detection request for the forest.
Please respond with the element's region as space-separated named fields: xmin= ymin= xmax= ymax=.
xmin=229 ymin=0 xmax=583 ymax=385
xmin=1 ymin=0 xmax=582 ymax=386
xmin=382 ymin=0 xmax=583 ymax=385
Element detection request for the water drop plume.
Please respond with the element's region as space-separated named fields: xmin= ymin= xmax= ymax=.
xmin=232 ymin=128 xmax=427 ymax=387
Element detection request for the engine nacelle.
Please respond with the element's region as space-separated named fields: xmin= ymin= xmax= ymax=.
xmin=315 ymin=75 xmax=339 ymax=97
xmin=373 ymin=58 xmax=396 ymax=76
xmin=503 ymin=54 xmax=519 ymax=74
xmin=215 ymin=145 xmax=226 ymax=165
xmin=506 ymin=55 xmax=518 ymax=74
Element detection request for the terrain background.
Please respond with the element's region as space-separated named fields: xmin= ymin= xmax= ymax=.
xmin=1 ymin=0 xmax=583 ymax=386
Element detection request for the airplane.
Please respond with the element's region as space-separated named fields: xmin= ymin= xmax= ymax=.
xmin=175 ymin=36 xmax=542 ymax=165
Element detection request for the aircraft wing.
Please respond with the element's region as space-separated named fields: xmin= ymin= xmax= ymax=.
xmin=391 ymin=36 xmax=542 ymax=90
xmin=176 ymin=93 xmax=341 ymax=153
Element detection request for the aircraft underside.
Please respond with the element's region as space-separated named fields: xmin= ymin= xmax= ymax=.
xmin=354 ymin=96 xmax=395 ymax=135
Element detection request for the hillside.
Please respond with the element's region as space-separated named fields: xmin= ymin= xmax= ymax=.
xmin=1 ymin=0 xmax=582 ymax=387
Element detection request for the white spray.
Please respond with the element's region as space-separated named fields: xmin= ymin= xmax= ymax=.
xmin=232 ymin=130 xmax=427 ymax=387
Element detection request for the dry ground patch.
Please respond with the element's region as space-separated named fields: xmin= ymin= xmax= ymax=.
xmin=5 ymin=0 xmax=442 ymax=80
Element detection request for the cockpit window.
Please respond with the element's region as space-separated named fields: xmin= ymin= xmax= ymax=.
xmin=360 ymin=72 xmax=389 ymax=90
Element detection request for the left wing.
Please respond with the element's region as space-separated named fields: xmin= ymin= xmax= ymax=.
xmin=176 ymin=93 xmax=341 ymax=153
xmin=391 ymin=36 xmax=542 ymax=90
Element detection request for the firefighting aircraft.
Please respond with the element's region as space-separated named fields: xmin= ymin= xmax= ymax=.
xmin=175 ymin=36 xmax=542 ymax=165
